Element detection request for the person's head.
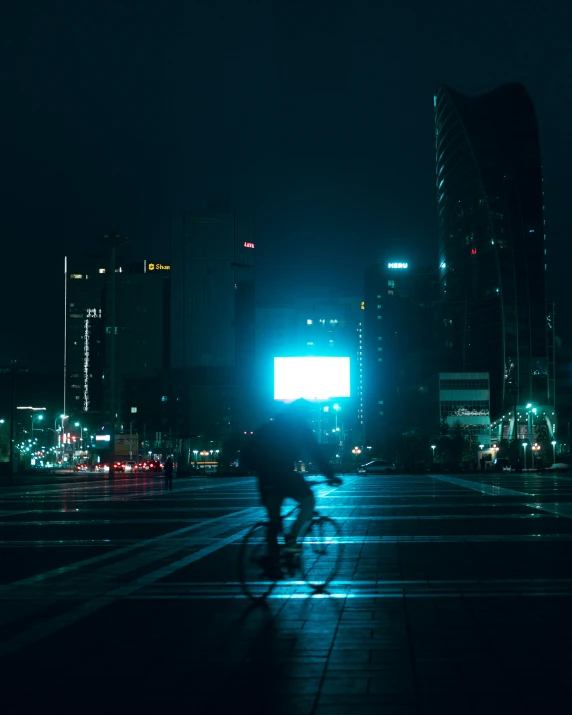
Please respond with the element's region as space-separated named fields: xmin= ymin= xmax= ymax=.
xmin=276 ymin=398 xmax=313 ymax=425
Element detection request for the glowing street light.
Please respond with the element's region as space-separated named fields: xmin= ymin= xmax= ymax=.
xmin=522 ymin=442 xmax=528 ymax=471
xmin=431 ymin=445 xmax=436 ymax=461
xmin=31 ymin=413 xmax=43 ymax=436
xmin=551 ymin=440 xmax=557 ymax=465
xmin=351 ymin=446 xmax=362 ymax=473
xmin=192 ymin=449 xmax=198 ymax=466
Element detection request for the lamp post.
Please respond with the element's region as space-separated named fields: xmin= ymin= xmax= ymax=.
xmin=532 ymin=443 xmax=540 ymax=470
xmin=522 ymin=442 xmax=527 ymax=471
xmin=551 ymin=440 xmax=557 ymax=466
xmin=351 ymin=446 xmax=362 ymax=474
xmin=192 ymin=450 xmax=198 ymax=467
xmin=31 ymin=413 xmax=44 ymax=436
xmin=431 ymin=445 xmax=436 ymax=462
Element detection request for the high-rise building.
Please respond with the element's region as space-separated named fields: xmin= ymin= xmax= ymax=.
xmin=434 ymin=83 xmax=555 ymax=438
xmin=65 ymin=257 xmax=170 ymax=426
xmin=255 ymin=295 xmax=362 ymax=448
xmin=65 ymin=257 xmax=107 ymax=416
xmin=363 ymin=262 xmax=439 ymax=452
xmin=169 ymin=212 xmax=255 ymax=439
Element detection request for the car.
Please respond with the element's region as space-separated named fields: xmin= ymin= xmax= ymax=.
xmin=112 ymin=461 xmax=125 ymax=473
xmin=358 ymin=459 xmax=396 ymax=474
xmin=493 ymin=457 xmax=511 ymax=473
xmin=74 ymin=463 xmax=88 ymax=472
xmin=125 ymin=461 xmax=137 ymax=472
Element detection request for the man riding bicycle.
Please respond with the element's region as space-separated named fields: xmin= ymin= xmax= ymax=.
xmin=243 ymin=399 xmax=342 ymax=576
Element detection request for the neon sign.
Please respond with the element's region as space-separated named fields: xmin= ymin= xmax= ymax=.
xmin=148 ymin=263 xmax=170 ymax=271
xmin=243 ymin=242 xmax=255 ymax=249
xmin=388 ymin=262 xmax=408 ymax=269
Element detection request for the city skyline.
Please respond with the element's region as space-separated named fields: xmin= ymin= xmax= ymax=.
xmin=3 ymin=1 xmax=571 ymax=369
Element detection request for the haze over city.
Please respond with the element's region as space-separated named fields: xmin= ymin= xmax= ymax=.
xmin=2 ymin=2 xmax=572 ymax=714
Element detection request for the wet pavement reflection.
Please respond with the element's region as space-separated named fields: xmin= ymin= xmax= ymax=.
xmin=1 ymin=470 xmax=572 ymax=713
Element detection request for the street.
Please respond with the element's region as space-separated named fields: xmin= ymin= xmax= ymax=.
xmin=2 ymin=471 xmax=572 ymax=714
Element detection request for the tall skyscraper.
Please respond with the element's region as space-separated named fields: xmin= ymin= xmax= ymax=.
xmin=363 ymin=262 xmax=439 ymax=452
xmin=170 ymin=211 xmax=255 ymax=439
xmin=434 ymin=83 xmax=555 ymax=437
xmin=65 ymin=257 xmax=170 ymax=426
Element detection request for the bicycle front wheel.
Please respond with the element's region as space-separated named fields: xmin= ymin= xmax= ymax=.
xmin=238 ymin=522 xmax=277 ymax=601
xmin=299 ymin=516 xmax=344 ymax=592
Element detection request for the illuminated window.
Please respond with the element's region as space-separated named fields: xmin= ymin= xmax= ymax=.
xmin=70 ymin=274 xmax=83 ymax=279
xmin=131 ymin=407 xmax=137 ymax=413
xmin=307 ymin=341 xmax=314 ymax=346
xmin=377 ymin=347 xmax=382 ymax=351
xmin=388 ymin=280 xmax=394 ymax=288
xmin=378 ymin=336 xmax=382 ymax=340
xmin=378 ymin=358 xmax=382 ymax=362
xmin=377 ymin=304 xmax=382 ymax=309
xmin=378 ymin=400 xmax=384 ymax=404
xmin=307 ymin=319 xmax=313 ymax=324
xmin=99 ymin=268 xmax=106 ymax=274
xmin=377 ymin=295 xmax=381 ymax=299
xmin=377 ymin=316 xmax=381 ymax=320
xmin=161 ymin=396 xmax=168 ymax=402
xmin=379 ymin=411 xmax=383 ymax=415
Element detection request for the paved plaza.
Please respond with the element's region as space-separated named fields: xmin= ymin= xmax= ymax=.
xmin=2 ymin=470 xmax=572 ymax=714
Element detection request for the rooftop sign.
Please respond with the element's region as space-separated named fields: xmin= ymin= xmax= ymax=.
xmin=388 ymin=262 xmax=408 ymax=269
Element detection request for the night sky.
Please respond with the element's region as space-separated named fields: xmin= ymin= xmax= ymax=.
xmin=2 ymin=0 xmax=571 ymax=371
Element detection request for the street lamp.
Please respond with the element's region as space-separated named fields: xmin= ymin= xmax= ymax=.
xmin=192 ymin=450 xmax=198 ymax=466
xmin=31 ymin=413 xmax=43 ymax=436
xmin=522 ymin=442 xmax=527 ymax=471
xmin=351 ymin=446 xmax=362 ymax=473
xmin=551 ymin=440 xmax=557 ymax=465
xmin=431 ymin=445 xmax=436 ymax=461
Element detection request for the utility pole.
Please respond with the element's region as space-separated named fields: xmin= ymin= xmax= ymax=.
xmin=0 ymin=361 xmax=28 ymax=485
xmin=102 ymin=231 xmax=129 ymax=435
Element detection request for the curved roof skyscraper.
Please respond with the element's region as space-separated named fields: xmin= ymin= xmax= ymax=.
xmin=434 ymin=83 xmax=554 ymax=426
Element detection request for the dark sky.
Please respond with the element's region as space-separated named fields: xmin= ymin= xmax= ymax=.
xmin=2 ymin=0 xmax=571 ymax=370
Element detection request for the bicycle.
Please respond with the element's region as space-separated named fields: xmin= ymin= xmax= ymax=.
xmin=238 ymin=480 xmax=344 ymax=601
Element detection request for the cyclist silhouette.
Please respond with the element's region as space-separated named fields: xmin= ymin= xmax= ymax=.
xmin=243 ymin=399 xmax=342 ymax=575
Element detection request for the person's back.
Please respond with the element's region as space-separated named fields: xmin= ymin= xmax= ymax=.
xmin=249 ymin=416 xmax=331 ymax=485
xmin=244 ymin=401 xmax=340 ymax=575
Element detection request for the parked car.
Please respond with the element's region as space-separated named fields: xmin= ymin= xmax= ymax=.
xmin=358 ymin=459 xmax=396 ymax=475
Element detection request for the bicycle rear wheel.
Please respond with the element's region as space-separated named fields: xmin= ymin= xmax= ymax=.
xmin=298 ymin=516 xmax=344 ymax=592
xmin=238 ymin=522 xmax=278 ymax=601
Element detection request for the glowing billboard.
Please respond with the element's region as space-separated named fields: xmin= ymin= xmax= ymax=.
xmin=274 ymin=357 xmax=350 ymax=402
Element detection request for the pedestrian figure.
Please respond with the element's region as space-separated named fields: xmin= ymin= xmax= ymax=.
xmin=480 ymin=456 xmax=486 ymax=471
xmin=164 ymin=456 xmax=173 ymax=492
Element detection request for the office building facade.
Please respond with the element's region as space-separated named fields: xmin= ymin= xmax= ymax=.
xmin=363 ymin=263 xmax=439 ymax=453
xmin=170 ymin=212 xmax=255 ymax=439
xmin=434 ymin=83 xmax=555 ymax=436
xmin=65 ymin=257 xmax=170 ymax=427
xmin=439 ymin=372 xmax=491 ymax=449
